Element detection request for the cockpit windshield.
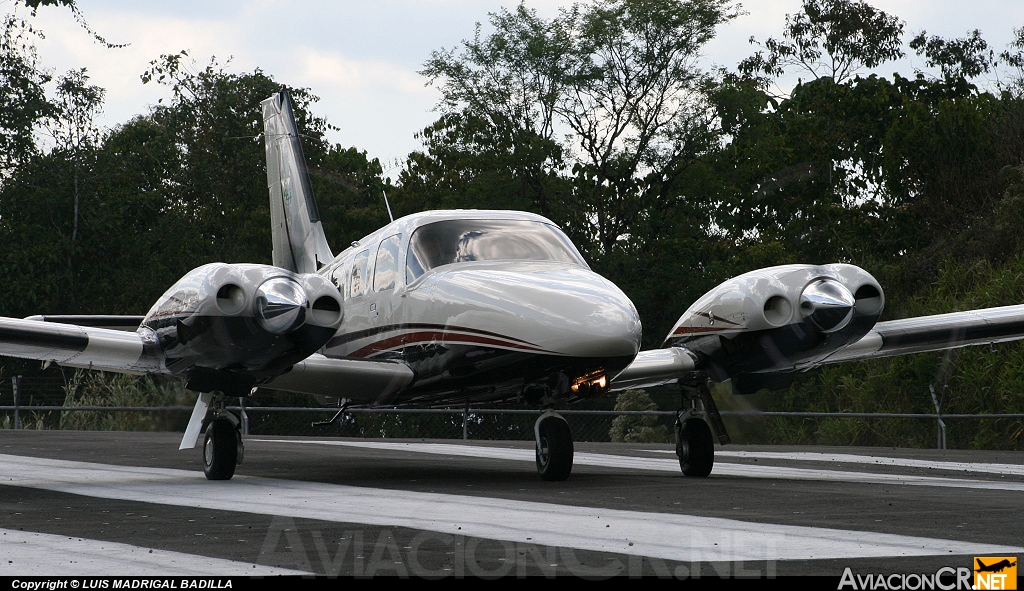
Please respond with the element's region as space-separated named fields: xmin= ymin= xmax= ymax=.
xmin=406 ymin=219 xmax=586 ymax=282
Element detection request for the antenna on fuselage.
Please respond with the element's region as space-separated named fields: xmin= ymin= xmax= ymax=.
xmin=383 ymin=190 xmax=394 ymax=223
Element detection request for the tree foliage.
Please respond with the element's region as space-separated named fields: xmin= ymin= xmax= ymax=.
xmin=740 ymin=0 xmax=904 ymax=84
xmin=0 ymin=13 xmax=51 ymax=176
xmin=609 ymin=389 xmax=671 ymax=443
xmin=421 ymin=0 xmax=739 ymax=254
xmin=910 ymin=29 xmax=995 ymax=82
xmin=0 ymin=48 xmax=388 ymax=321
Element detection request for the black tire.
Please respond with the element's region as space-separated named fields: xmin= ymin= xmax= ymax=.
xmin=203 ymin=418 xmax=238 ymax=481
xmin=535 ymin=417 xmax=574 ymax=481
xmin=676 ymin=418 xmax=714 ymax=477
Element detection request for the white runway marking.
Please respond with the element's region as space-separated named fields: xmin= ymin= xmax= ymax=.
xmin=0 ymin=528 xmax=310 ymax=576
xmin=255 ymin=439 xmax=1024 ymax=492
xmin=714 ymin=450 xmax=1024 ymax=477
xmin=2 ymin=453 xmax=1021 ymax=564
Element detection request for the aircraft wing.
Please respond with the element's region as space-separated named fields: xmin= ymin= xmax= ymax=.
xmin=24 ymin=315 xmax=145 ymax=332
xmin=261 ymin=353 xmax=415 ymax=404
xmin=822 ymin=304 xmax=1024 ymax=364
xmin=609 ymin=347 xmax=699 ymax=392
xmin=0 ymin=316 xmax=163 ymax=373
xmin=608 ymin=304 xmax=1024 ymax=392
xmin=1 ymin=316 xmax=413 ymax=404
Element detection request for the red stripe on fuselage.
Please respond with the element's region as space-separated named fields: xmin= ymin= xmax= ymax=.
xmin=348 ymin=330 xmax=557 ymax=358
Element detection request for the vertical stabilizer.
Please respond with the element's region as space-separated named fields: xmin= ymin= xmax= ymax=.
xmin=262 ymin=89 xmax=334 ymax=274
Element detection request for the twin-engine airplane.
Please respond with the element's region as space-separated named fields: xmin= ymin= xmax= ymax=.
xmin=3 ymin=89 xmax=1024 ymax=482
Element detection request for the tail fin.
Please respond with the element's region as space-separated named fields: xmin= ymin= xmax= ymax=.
xmin=261 ymin=88 xmax=334 ymax=274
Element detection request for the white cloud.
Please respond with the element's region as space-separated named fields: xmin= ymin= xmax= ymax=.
xmin=295 ymin=48 xmax=429 ymax=97
xmin=17 ymin=0 xmax=1024 ymax=163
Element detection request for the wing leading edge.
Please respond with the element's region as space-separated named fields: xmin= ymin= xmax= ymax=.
xmin=822 ymin=304 xmax=1024 ymax=365
xmin=0 ymin=316 xmax=163 ymax=373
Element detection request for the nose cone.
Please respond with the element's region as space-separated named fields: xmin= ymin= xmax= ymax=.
xmin=254 ymin=277 xmax=308 ymax=334
xmin=800 ymin=278 xmax=855 ymax=333
xmin=421 ymin=263 xmax=642 ymax=360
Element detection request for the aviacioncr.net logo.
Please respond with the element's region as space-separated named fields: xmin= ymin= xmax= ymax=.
xmin=838 ymin=567 xmax=973 ymax=590
xmin=973 ymin=556 xmax=1017 ymax=591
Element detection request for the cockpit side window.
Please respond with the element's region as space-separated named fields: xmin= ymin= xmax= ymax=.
xmin=406 ymin=219 xmax=586 ymax=282
xmin=329 ymin=262 xmax=347 ymax=298
xmin=349 ymin=250 xmax=369 ymax=298
xmin=373 ymin=234 xmax=402 ymax=292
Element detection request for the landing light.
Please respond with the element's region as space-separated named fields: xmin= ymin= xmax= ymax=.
xmin=571 ymin=372 xmax=607 ymax=395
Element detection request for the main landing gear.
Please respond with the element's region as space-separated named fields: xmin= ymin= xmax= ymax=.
xmin=534 ymin=411 xmax=573 ymax=481
xmin=528 ymin=378 xmax=732 ymax=481
xmin=675 ymin=378 xmax=731 ymax=477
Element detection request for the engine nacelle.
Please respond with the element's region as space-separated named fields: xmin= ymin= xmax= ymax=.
xmin=664 ymin=264 xmax=884 ymax=392
xmin=140 ymin=263 xmax=343 ymax=393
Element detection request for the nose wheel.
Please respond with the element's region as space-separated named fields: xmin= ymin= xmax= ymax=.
xmin=203 ymin=417 xmax=241 ymax=480
xmin=535 ymin=413 xmax=573 ymax=481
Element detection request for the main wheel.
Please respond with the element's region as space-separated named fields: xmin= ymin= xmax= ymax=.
xmin=535 ymin=417 xmax=573 ymax=481
xmin=676 ymin=417 xmax=714 ymax=477
xmin=203 ymin=418 xmax=238 ymax=480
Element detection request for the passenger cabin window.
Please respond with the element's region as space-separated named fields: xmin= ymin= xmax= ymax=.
xmin=406 ymin=219 xmax=585 ymax=282
xmin=349 ymin=250 xmax=369 ymax=297
xmin=373 ymin=234 xmax=402 ymax=291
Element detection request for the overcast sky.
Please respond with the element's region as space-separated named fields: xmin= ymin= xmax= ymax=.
xmin=20 ymin=0 xmax=1024 ymax=176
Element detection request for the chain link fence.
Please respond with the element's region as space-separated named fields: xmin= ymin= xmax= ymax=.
xmin=2 ymin=374 xmax=1023 ymax=447
xmin=0 ymin=374 xmax=674 ymax=442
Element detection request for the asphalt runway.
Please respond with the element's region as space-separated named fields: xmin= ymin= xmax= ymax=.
xmin=1 ymin=430 xmax=1022 ymax=580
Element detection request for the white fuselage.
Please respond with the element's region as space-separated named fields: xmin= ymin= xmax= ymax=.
xmin=316 ymin=210 xmax=642 ymax=404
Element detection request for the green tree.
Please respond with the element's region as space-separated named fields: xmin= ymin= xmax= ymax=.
xmin=609 ymin=389 xmax=670 ymax=443
xmin=45 ymin=68 xmax=105 ymax=308
xmin=314 ymin=144 xmax=392 ymax=247
xmin=419 ymin=0 xmax=738 ymax=256
xmin=709 ymin=74 xmax=912 ymax=267
xmin=0 ymin=53 xmax=389 ymax=319
xmin=721 ymin=1 xmax=911 ymax=268
xmin=707 ymin=2 xmax=1024 ymax=451
xmin=0 ymin=0 xmax=122 ymax=179
xmin=718 ymin=4 xmax=1021 ymax=279
xmin=557 ymin=0 xmax=733 ymax=261
xmin=910 ymin=29 xmax=995 ymax=82
xmin=417 ymin=3 xmax=574 ymax=220
xmin=395 ymin=111 xmax=567 ymax=217
xmin=740 ymin=0 xmax=904 ymax=85
xmin=140 ymin=52 xmax=292 ymax=265
xmin=140 ymin=52 xmax=387 ymax=265
xmin=0 ymin=13 xmax=52 ymax=176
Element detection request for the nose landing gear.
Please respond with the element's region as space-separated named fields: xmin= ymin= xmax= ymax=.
xmin=203 ymin=413 xmax=242 ymax=480
xmin=534 ymin=411 xmax=573 ymax=481
xmin=180 ymin=391 xmax=244 ymax=481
